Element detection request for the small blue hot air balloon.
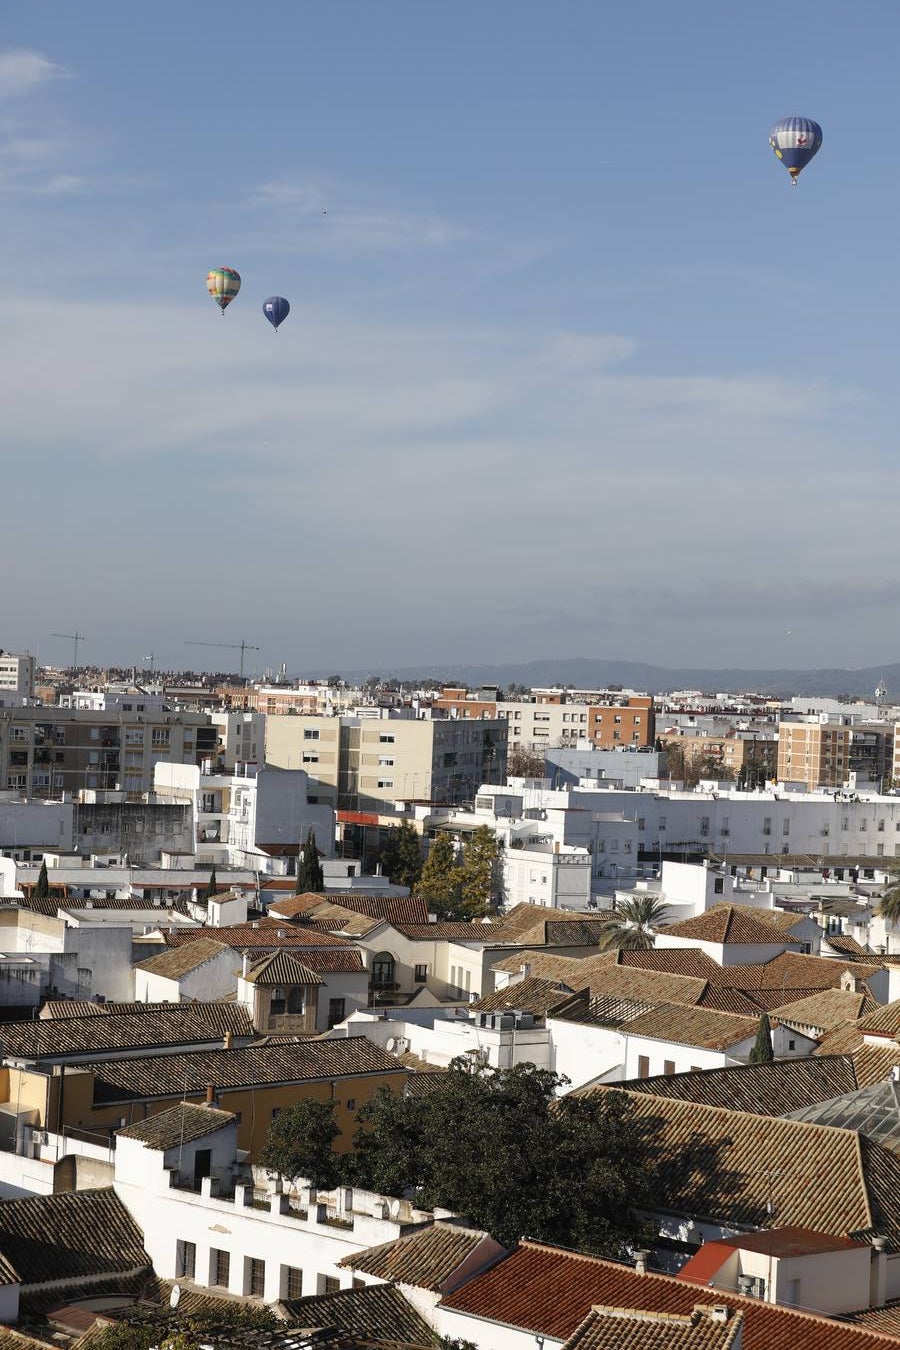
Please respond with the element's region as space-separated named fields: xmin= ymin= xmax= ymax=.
xmin=769 ymin=116 xmax=823 ymax=185
xmin=263 ymin=296 xmax=290 ymax=331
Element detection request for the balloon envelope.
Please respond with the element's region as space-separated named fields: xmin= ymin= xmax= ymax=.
xmin=207 ymin=266 xmax=241 ymax=311
xmin=769 ymin=117 xmax=822 ymax=182
xmin=263 ymin=296 xmax=290 ymax=330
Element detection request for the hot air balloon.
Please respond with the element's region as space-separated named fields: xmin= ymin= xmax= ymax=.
xmin=769 ymin=117 xmax=823 ymax=185
xmin=207 ymin=266 xmax=241 ymax=313
xmin=263 ymin=296 xmax=290 ymax=331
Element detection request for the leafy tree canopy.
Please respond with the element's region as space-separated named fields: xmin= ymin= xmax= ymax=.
xmin=352 ymin=1061 xmax=657 ymax=1254
xmin=378 ymin=821 xmax=423 ymax=891
xmin=507 ymin=744 xmax=545 ymax=778
xmin=259 ymin=1096 xmax=341 ymax=1190
xmin=418 ymin=833 xmax=466 ymax=920
xmin=597 ymin=895 xmax=672 ymax=952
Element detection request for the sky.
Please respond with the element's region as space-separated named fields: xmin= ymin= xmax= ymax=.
xmin=3 ymin=1 xmax=900 ymax=678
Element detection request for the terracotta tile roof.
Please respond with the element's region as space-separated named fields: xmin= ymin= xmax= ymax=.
xmin=0 ymin=1003 xmax=254 ymax=1060
xmin=695 ymin=985 xmax=762 ymax=1016
xmin=336 ymin=1220 xmax=495 ymax=1289
xmin=827 ymin=934 xmax=872 ymax=957
xmin=392 ymin=922 xmax=503 ymax=940
xmin=560 ymin=1304 xmax=744 ymax=1349
xmin=491 ymin=950 xmax=618 ymax=981
xmin=857 ymin=1001 xmax=900 ymax=1037
xmin=659 ymin=906 xmax=796 ymax=946
xmin=283 ymin=949 xmax=366 ymax=975
xmin=852 ymin=1044 xmax=900 ymax=1087
xmin=847 ymin=1301 xmax=900 ymax=1336
xmin=118 ymin=1102 xmax=235 ymax=1149
xmin=775 ymin=988 xmax=871 ymax=1031
xmin=616 ymin=1055 xmax=860 ymax=1115
xmin=243 ymin=950 xmax=325 ymax=988
xmin=284 ymin=896 xmax=431 ymax=928
xmin=440 ymin=1239 xmax=900 ymax=1349
xmin=278 ymin=1282 xmax=434 ymax=1342
xmin=0 ymin=1332 xmax=55 ymax=1350
xmin=471 ymin=977 xmax=575 ymax=1017
xmin=618 ymin=950 xmax=727 ymax=980
xmin=134 ymin=936 xmax=233 ymax=979
xmin=0 ymin=1187 xmax=148 ymax=1285
xmin=83 ymin=1035 xmax=407 ymax=1101
xmin=565 ymin=999 xmax=758 ymax=1052
xmin=165 ymin=920 xmax=353 ymax=950
xmin=709 ymin=951 xmax=884 ymax=992
xmin=607 ymin=1092 xmax=900 ymax=1239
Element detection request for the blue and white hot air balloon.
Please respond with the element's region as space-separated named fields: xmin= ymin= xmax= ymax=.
xmin=263 ymin=296 xmax=290 ymax=331
xmin=769 ymin=116 xmax=823 ymax=185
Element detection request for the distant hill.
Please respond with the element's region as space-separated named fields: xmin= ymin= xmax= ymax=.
xmin=339 ymin=658 xmax=900 ymax=700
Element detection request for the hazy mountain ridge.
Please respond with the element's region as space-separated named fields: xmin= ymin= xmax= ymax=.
xmin=340 ymin=659 xmax=900 ymax=699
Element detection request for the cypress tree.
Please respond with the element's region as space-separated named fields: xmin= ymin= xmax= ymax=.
xmin=295 ymin=829 xmax=325 ymax=894
xmin=33 ymin=859 xmax=50 ymax=901
xmin=749 ymin=1011 xmax=774 ymax=1063
xmin=203 ymin=863 xmax=219 ymax=902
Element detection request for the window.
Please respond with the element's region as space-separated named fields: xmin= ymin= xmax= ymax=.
xmin=377 ymin=779 xmax=394 ymax=789
xmin=378 ymin=734 xmax=395 ymax=744
xmin=879 ymin=819 xmax=886 ymax=832
xmin=176 ymin=1239 xmax=196 ymax=1280
xmin=346 ymin=1098 xmax=356 ymax=1111
xmin=414 ymin=963 xmax=428 ymax=982
xmin=247 ymin=1257 xmax=265 ymax=1297
xmin=302 ymin=753 xmax=319 ymax=763
xmin=714 ymin=877 xmax=724 ymax=894
xmin=377 ymin=757 xmax=394 ymax=766
xmin=327 ymin=997 xmax=346 ymax=1028
xmin=304 ymin=728 xmax=320 ymax=740
xmin=663 ymin=1060 xmax=676 ymax=1076
xmin=324 ymin=1276 xmax=341 ymax=1295
xmin=788 ymin=1039 xmax=796 ymax=1050
xmin=782 ymin=819 xmax=790 ymax=835
xmin=212 ymin=1248 xmax=230 ymax=1288
xmin=283 ymin=1266 xmax=303 ymax=1299
xmin=637 ymin=1055 xmax=650 ymax=1079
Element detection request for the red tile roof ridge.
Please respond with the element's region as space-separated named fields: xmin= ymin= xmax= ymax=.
xmin=444 ymin=1239 xmax=900 ymax=1345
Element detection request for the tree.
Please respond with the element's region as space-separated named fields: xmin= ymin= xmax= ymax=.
xmin=749 ymin=1012 xmax=774 ymax=1063
xmin=879 ymin=884 xmax=900 ymax=926
xmin=203 ymin=863 xmax=219 ymax=902
xmin=377 ymin=822 xmax=423 ymax=891
xmin=33 ymin=859 xmax=50 ymax=901
xmin=295 ymin=828 xmax=324 ymax=894
xmin=597 ymin=894 xmax=672 ymax=952
xmin=352 ymin=1061 xmax=657 ymax=1255
xmin=259 ymin=1097 xmax=341 ymax=1190
xmin=458 ymin=825 xmax=501 ymax=916
xmin=661 ymin=740 xmax=686 ymax=782
xmin=508 ymin=745 xmax=545 ymax=778
xmin=88 ymin=1306 xmax=277 ymax=1350
xmin=418 ymin=833 xmax=465 ymax=919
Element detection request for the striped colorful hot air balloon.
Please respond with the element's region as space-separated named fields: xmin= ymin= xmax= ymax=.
xmin=207 ymin=266 xmax=241 ymax=313
xmin=769 ymin=117 xmax=823 ymax=185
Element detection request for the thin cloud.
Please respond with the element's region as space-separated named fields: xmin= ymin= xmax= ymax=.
xmin=0 ymin=50 xmax=63 ymax=99
xmin=244 ymin=177 xmax=467 ymax=253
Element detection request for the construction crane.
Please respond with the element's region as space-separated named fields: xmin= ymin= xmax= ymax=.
xmin=185 ymin=640 xmax=260 ymax=681
xmin=52 ymin=631 xmax=84 ymax=670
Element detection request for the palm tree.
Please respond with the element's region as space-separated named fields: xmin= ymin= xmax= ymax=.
xmin=597 ymin=894 xmax=672 ymax=952
xmin=879 ymin=885 xmax=900 ymax=925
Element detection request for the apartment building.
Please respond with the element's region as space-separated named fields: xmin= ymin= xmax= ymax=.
xmin=0 ymin=707 xmax=216 ymax=798
xmin=0 ymin=652 xmax=35 ymax=702
xmin=435 ymin=686 xmax=655 ymax=751
xmin=777 ymin=718 xmax=852 ymax=790
xmin=660 ymin=730 xmax=778 ymax=781
xmin=265 ymin=713 xmax=507 ymax=812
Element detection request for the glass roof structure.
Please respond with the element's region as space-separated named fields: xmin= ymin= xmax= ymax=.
xmin=783 ymin=1080 xmax=900 ymax=1151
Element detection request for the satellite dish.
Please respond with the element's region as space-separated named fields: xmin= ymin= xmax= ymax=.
xmin=385 ymin=1037 xmax=397 ymax=1053
xmin=389 ymin=1199 xmax=402 ymax=1218
xmin=169 ymin=1284 xmax=181 ymax=1309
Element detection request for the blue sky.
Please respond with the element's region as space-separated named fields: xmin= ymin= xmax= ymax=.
xmin=3 ymin=1 xmax=899 ymax=677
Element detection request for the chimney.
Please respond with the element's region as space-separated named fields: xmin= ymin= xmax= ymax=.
xmin=223 ymin=1031 xmax=233 ymax=1050
xmin=695 ymin=1305 xmax=730 ymax=1324
xmin=277 ymin=928 xmax=286 ymax=938
xmin=871 ymin=1236 xmax=889 ymax=1308
xmin=205 ymin=1083 xmax=216 ymax=1106
xmin=634 ymin=1249 xmax=649 ymax=1275
xmin=242 ymin=949 xmax=251 ymax=977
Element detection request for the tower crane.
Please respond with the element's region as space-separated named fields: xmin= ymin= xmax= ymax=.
xmin=52 ymin=631 xmax=84 ymax=670
xmin=185 ymin=640 xmax=260 ymax=681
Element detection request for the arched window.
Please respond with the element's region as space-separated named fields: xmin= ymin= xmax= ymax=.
xmin=372 ymin=952 xmax=395 ymax=987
